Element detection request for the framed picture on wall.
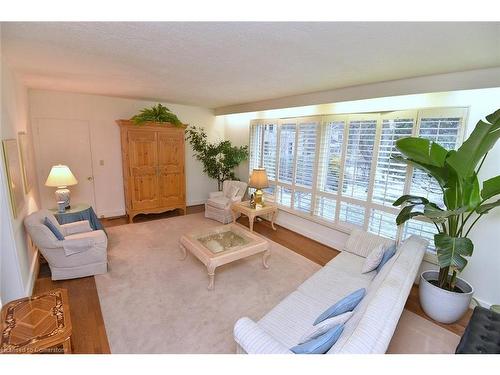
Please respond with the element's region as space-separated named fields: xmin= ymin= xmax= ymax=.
xmin=2 ymin=139 xmax=25 ymax=218
xmin=18 ymin=131 xmax=36 ymax=194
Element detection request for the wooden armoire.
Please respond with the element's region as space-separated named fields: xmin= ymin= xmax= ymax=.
xmin=116 ymin=120 xmax=186 ymax=222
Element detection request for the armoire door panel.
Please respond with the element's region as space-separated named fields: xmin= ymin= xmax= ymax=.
xmin=158 ymin=132 xmax=184 ymax=206
xmin=128 ymin=130 xmax=159 ymax=210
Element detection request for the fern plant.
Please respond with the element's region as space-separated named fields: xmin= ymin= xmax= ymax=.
xmin=131 ymin=103 xmax=182 ymax=126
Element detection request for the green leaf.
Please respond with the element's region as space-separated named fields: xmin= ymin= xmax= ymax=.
xmin=423 ymin=204 xmax=467 ymax=223
xmin=435 ymin=234 xmax=474 ymax=272
xmin=395 ymin=205 xmax=424 ymax=225
xmin=476 ymin=198 xmax=500 ymax=214
xmin=395 ymin=137 xmax=448 ymax=167
xmin=481 ymin=175 xmax=500 ymax=200
xmin=486 ymin=108 xmax=500 ymax=124
xmin=447 ymin=111 xmax=500 ymax=179
xmin=392 ymin=195 xmax=429 ymax=207
xmin=392 ymin=155 xmax=448 ymax=187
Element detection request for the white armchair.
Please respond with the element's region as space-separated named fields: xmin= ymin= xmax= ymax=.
xmin=24 ymin=209 xmax=108 ymax=280
xmin=205 ymin=180 xmax=248 ymax=224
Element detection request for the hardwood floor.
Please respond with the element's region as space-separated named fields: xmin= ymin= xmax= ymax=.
xmin=33 ymin=205 xmax=471 ymax=353
xmin=34 ymin=269 xmax=110 ymax=354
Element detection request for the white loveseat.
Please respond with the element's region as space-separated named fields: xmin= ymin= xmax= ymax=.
xmin=234 ymin=229 xmax=427 ymax=354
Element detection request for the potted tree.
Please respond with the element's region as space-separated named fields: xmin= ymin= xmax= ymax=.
xmin=393 ymin=109 xmax=500 ymax=324
xmin=185 ymin=126 xmax=248 ymax=191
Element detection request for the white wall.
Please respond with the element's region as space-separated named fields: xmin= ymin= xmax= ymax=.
xmin=220 ymin=87 xmax=500 ymax=307
xmin=1 ymin=37 xmax=41 ymax=303
xmin=29 ymin=90 xmax=224 ymax=217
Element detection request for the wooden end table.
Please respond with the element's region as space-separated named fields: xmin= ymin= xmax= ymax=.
xmin=231 ymin=200 xmax=278 ymax=232
xmin=179 ymin=224 xmax=271 ymax=290
xmin=1 ymin=289 xmax=72 ymax=354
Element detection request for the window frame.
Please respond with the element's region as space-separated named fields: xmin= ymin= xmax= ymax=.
xmin=248 ymin=107 xmax=469 ymax=260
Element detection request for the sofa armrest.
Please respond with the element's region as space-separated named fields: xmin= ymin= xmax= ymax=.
xmin=61 ymin=220 xmax=93 ymax=236
xmin=62 ymin=230 xmax=107 ymax=256
xmin=209 ymin=191 xmax=224 ymax=199
xmin=234 ymin=317 xmax=293 ymax=354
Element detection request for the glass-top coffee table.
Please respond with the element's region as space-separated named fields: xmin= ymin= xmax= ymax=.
xmin=179 ymin=224 xmax=271 ymax=290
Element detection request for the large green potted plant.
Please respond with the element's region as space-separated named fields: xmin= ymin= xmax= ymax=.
xmin=393 ymin=109 xmax=500 ymax=323
xmin=185 ymin=126 xmax=248 ymax=191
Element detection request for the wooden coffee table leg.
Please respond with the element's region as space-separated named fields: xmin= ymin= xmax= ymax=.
xmin=179 ymin=244 xmax=187 ymax=260
xmin=262 ymin=249 xmax=271 ymax=269
xmin=249 ymin=214 xmax=255 ymax=232
xmin=207 ymin=263 xmax=216 ymax=290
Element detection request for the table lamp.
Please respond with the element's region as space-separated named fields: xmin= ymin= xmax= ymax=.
xmin=45 ymin=165 xmax=78 ymax=209
xmin=249 ymin=168 xmax=269 ymax=208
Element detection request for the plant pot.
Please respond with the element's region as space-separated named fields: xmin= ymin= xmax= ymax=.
xmin=419 ymin=270 xmax=474 ymax=324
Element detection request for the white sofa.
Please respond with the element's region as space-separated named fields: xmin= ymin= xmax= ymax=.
xmin=24 ymin=209 xmax=108 ymax=280
xmin=233 ymin=229 xmax=427 ymax=354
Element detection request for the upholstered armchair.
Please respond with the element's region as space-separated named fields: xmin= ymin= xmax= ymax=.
xmin=24 ymin=209 xmax=108 ymax=280
xmin=205 ymin=180 xmax=248 ymax=224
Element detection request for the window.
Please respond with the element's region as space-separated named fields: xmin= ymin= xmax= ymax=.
xmin=249 ymin=107 xmax=467 ymax=251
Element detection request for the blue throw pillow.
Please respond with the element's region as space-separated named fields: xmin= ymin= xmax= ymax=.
xmin=313 ymin=288 xmax=366 ymax=325
xmin=291 ymin=324 xmax=344 ymax=354
xmin=44 ymin=217 xmax=64 ymax=240
xmin=376 ymin=244 xmax=397 ymax=273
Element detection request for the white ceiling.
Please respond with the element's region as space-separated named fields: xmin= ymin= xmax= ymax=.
xmin=2 ymin=22 xmax=500 ymax=109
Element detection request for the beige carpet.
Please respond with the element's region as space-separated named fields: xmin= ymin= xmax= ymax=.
xmin=95 ymin=213 xmax=321 ymax=353
xmin=96 ymin=213 xmax=460 ymax=354
xmin=387 ymin=310 xmax=460 ymax=354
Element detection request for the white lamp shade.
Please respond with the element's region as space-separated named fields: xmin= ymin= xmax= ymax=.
xmin=45 ymin=165 xmax=78 ymax=187
xmin=249 ymin=168 xmax=269 ymax=189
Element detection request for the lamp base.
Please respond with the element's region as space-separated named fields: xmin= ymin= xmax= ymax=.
xmin=55 ymin=187 xmax=71 ymax=209
xmin=254 ymin=189 xmax=265 ymax=208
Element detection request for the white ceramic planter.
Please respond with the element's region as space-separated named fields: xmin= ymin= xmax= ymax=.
xmin=419 ymin=270 xmax=474 ymax=324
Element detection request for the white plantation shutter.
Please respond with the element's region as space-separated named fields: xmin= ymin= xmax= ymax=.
xmin=294 ymin=191 xmax=313 ymax=213
xmin=314 ymin=194 xmax=337 ymax=222
xmin=368 ymin=209 xmax=398 ymax=240
xmin=342 ymin=119 xmax=377 ymax=200
xmin=262 ymin=123 xmax=277 ymax=181
xmin=276 ymin=185 xmax=292 ymax=208
xmin=248 ymin=107 xmax=467 ymax=249
xmin=372 ymin=114 xmax=415 ymax=206
xmin=410 ymin=109 xmax=466 ymax=207
xmin=317 ymin=119 xmax=346 ymax=194
xmin=278 ymin=123 xmax=296 ymax=184
xmin=249 ymin=123 xmax=263 ymax=171
xmin=402 ymin=219 xmax=438 ymax=251
xmin=339 ymin=201 xmax=365 ymax=228
xmin=295 ymin=122 xmax=318 ymax=188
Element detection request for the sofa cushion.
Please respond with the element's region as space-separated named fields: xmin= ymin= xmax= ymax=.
xmin=225 ymin=185 xmax=240 ymax=199
xmin=291 ymin=324 xmax=344 ymax=354
xmin=313 ymin=288 xmax=366 ymax=325
xmin=362 ymin=244 xmax=385 ymax=273
xmin=44 ymin=217 xmax=65 ymax=240
xmin=344 ymin=228 xmax=395 ymax=258
xmin=206 ymin=196 xmax=230 ymax=209
xmin=375 ymin=243 xmax=397 ymax=272
xmin=299 ymin=311 xmax=353 ymax=344
xmin=258 ymin=291 xmax=327 ymax=348
xmin=298 ymin=252 xmax=375 ymax=305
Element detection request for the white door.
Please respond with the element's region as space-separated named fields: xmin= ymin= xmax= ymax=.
xmin=35 ymin=118 xmax=96 ymax=210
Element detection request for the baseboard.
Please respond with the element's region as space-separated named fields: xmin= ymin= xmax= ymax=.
xmin=25 ymin=249 xmax=39 ymax=297
xmin=98 ymin=209 xmax=126 ymax=219
xmin=275 ymin=217 xmax=345 ymax=251
xmin=472 ymin=296 xmax=492 ymax=309
xmin=187 ymin=199 xmax=206 ymax=206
